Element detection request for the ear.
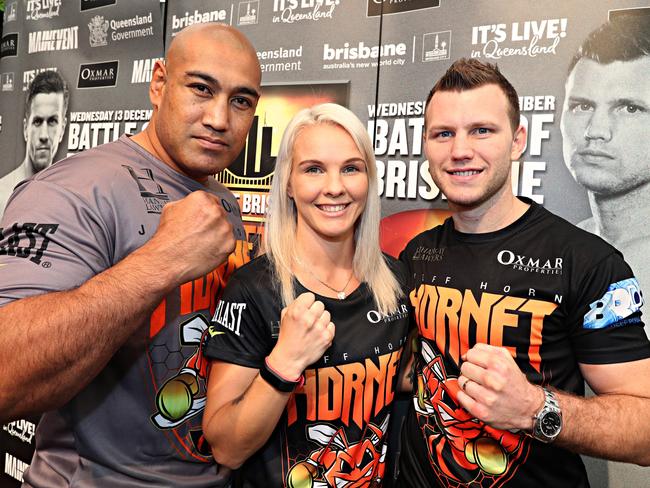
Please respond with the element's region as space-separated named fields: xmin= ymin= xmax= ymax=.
xmin=23 ymin=118 xmax=28 ymax=142
xmin=510 ymin=124 xmax=527 ymax=161
xmin=287 ymin=180 xmax=293 ymax=199
xmin=58 ymin=116 xmax=68 ymax=143
xmin=149 ymin=59 xmax=167 ymax=110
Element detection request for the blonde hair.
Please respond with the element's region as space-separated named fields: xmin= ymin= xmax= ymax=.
xmin=264 ymin=103 xmax=402 ymax=314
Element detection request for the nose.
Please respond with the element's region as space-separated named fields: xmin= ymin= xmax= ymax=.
xmin=450 ymin=133 xmax=473 ymax=161
xmin=584 ymin=108 xmax=612 ymax=142
xmin=324 ymin=171 xmax=345 ymax=197
xmin=203 ymin=95 xmax=230 ymax=132
xmin=37 ymin=124 xmax=49 ymax=142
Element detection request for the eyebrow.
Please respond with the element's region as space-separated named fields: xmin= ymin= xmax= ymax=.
xmin=185 ymin=70 xmax=260 ymax=99
xmin=298 ymin=157 xmax=366 ymax=165
xmin=613 ymin=97 xmax=648 ymax=108
xmin=568 ymin=95 xmax=647 ymax=107
xmin=427 ymin=121 xmax=497 ymax=131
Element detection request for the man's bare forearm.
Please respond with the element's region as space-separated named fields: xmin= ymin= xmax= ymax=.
xmin=0 ymin=245 xmax=175 ymax=422
xmin=555 ymin=391 xmax=650 ymax=466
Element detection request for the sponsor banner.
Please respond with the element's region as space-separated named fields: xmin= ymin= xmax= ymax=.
xmin=167 ymin=5 xmax=230 ymax=41
xmin=238 ymin=1 xmax=260 ymax=26
xmin=1 ymin=3 xmax=650 ymax=488
xmin=367 ymin=0 xmax=440 ymax=17
xmin=1 ymin=34 xmax=19 ymax=58
xmin=1 ymin=73 xmax=15 ymax=92
xmin=4 ymin=2 xmax=19 ymax=24
xmin=130 ymin=57 xmax=163 ymax=84
xmin=27 ymin=26 xmax=79 ymax=53
xmin=25 ymin=0 xmax=62 ymax=22
xmin=271 ymin=0 xmax=345 ymax=24
xmin=3 ymin=453 xmax=29 ymax=483
xmin=77 ymin=61 xmax=119 ymax=88
xmin=81 ymin=0 xmax=118 ymax=12
xmin=87 ymin=12 xmax=155 ymax=48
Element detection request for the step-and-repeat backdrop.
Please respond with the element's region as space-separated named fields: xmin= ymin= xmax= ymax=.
xmin=1 ymin=1 xmax=649 ymax=486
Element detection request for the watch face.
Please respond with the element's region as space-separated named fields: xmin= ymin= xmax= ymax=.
xmin=540 ymin=411 xmax=562 ymax=436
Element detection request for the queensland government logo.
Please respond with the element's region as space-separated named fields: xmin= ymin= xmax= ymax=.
xmin=78 ymin=61 xmax=118 ymax=88
xmin=367 ymin=0 xmax=440 ymax=17
xmin=88 ymin=15 xmax=109 ymax=47
xmin=89 ymin=12 xmax=155 ymax=46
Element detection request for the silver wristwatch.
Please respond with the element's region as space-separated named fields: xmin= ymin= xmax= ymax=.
xmin=531 ymin=388 xmax=562 ymax=443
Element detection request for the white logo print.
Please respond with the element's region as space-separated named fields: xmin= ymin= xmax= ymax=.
xmin=497 ymin=249 xmax=563 ymax=275
xmin=88 ymin=15 xmax=109 ymax=47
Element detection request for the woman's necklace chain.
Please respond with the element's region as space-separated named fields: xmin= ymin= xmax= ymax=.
xmin=294 ymin=255 xmax=354 ymax=300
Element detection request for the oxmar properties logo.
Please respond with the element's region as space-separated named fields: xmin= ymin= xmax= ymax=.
xmin=78 ymin=61 xmax=118 ymax=88
xmin=367 ymin=0 xmax=440 ymax=16
xmin=1 ymin=34 xmax=18 ymax=58
xmin=272 ymin=0 xmax=342 ymax=23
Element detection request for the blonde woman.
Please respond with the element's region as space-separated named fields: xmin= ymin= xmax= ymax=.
xmin=203 ymin=103 xmax=410 ymax=487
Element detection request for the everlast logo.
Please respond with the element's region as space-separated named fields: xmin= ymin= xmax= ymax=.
xmin=0 ymin=223 xmax=58 ymax=266
xmin=211 ymin=300 xmax=247 ymax=336
xmin=1 ymin=34 xmax=19 ymax=58
xmin=367 ymin=0 xmax=440 ymax=17
xmin=81 ymin=0 xmax=117 ymax=11
xmin=77 ymin=61 xmax=118 ymax=88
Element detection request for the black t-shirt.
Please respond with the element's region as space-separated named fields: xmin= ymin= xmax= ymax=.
xmin=398 ymin=199 xmax=650 ymax=488
xmin=203 ymin=254 xmax=411 ymax=488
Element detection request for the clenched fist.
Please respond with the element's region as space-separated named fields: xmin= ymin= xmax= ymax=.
xmin=267 ymin=293 xmax=336 ymax=379
xmin=141 ymin=190 xmax=236 ymax=285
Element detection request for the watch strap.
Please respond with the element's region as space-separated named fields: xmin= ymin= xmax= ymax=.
xmin=260 ymin=357 xmax=304 ymax=393
xmin=531 ymin=387 xmax=562 ymax=443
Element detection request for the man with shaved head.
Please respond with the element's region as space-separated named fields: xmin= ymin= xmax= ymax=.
xmin=0 ymin=24 xmax=261 ymax=487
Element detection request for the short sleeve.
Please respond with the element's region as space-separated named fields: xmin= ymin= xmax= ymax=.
xmin=569 ymin=252 xmax=650 ymax=364
xmin=0 ymin=179 xmax=113 ymax=306
xmin=203 ymin=273 xmax=276 ymax=369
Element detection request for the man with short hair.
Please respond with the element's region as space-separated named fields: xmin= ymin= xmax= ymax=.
xmin=561 ymin=14 xmax=650 ymax=338
xmin=398 ymin=58 xmax=650 ymax=487
xmin=0 ymin=70 xmax=69 ymax=213
xmin=0 ymin=23 xmax=261 ymax=487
